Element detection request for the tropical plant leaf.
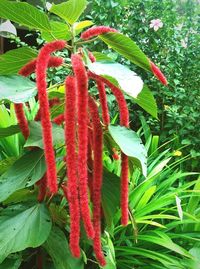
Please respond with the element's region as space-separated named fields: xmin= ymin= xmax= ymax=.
xmin=102 ymin=169 xmax=120 ymax=227
xmin=0 ymin=0 xmax=51 ymax=31
xmin=134 ymin=85 xmax=158 ymax=118
xmin=108 ymin=125 xmax=147 ymax=176
xmin=0 ymin=203 xmax=52 ymax=263
xmin=0 ymin=149 xmax=46 ymax=202
xmin=0 ymin=47 xmax=37 ymax=75
xmin=41 ymin=21 xmax=71 ymax=42
xmin=25 ymin=121 xmax=64 ymax=149
xmin=0 ymin=75 xmax=37 ymax=103
xmin=74 ymin=20 xmax=93 ymax=35
xmin=43 ymin=226 xmax=84 ymax=269
xmin=50 ymin=0 xmax=88 ymax=24
xmin=88 ymin=61 xmax=144 ymax=98
xmin=0 ymin=124 xmax=20 ymax=138
xmin=99 ymin=32 xmax=151 ymax=71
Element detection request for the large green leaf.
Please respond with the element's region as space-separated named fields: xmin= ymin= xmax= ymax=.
xmin=43 ymin=226 xmax=84 ymax=269
xmin=108 ymin=125 xmax=147 ymax=176
xmin=99 ymin=32 xmax=151 ymax=71
xmin=0 ymin=124 xmax=20 ymax=138
xmin=41 ymin=21 xmax=71 ymax=42
xmin=0 ymin=257 xmax=21 ymax=269
xmin=25 ymin=121 xmax=64 ymax=149
xmin=0 ymin=75 xmax=37 ymax=103
xmin=134 ymin=85 xmax=158 ymax=118
xmin=102 ymin=169 xmax=120 ymax=227
xmin=0 ymin=149 xmax=46 ymax=202
xmin=50 ymin=0 xmax=88 ymax=24
xmin=0 ymin=47 xmax=37 ymax=75
xmin=0 ymin=0 xmax=51 ymax=31
xmin=88 ymin=61 xmax=143 ymax=98
xmin=0 ymin=203 xmax=52 ymax=263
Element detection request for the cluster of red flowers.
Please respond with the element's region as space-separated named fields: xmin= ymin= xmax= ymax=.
xmin=14 ymin=25 xmax=167 ymax=266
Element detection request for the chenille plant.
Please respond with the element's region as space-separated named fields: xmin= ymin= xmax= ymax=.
xmin=0 ymin=0 xmax=170 ymax=268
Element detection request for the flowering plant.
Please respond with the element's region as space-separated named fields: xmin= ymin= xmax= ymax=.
xmin=0 ymin=0 xmax=167 ymax=267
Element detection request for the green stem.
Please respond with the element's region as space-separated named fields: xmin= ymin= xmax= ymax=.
xmin=75 ymin=37 xmax=98 ymax=45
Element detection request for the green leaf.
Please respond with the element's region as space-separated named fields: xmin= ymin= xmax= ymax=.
xmin=41 ymin=21 xmax=71 ymax=42
xmin=0 ymin=75 xmax=37 ymax=103
xmin=0 ymin=0 xmax=51 ymax=31
xmin=93 ymin=52 xmax=114 ymax=62
xmin=102 ymin=169 xmax=120 ymax=227
xmin=0 ymin=157 xmax=16 ymax=176
xmin=0 ymin=203 xmax=52 ymax=263
xmin=25 ymin=121 xmax=64 ymax=149
xmin=99 ymin=32 xmax=151 ymax=71
xmin=108 ymin=125 xmax=147 ymax=176
xmin=134 ymin=85 xmax=158 ymax=118
xmin=43 ymin=226 xmax=84 ymax=269
xmin=0 ymin=149 xmax=46 ymax=202
xmin=74 ymin=20 xmax=93 ymax=35
xmin=50 ymin=0 xmax=88 ymax=24
xmin=88 ymin=61 xmax=143 ymax=98
xmin=0 ymin=124 xmax=20 ymax=138
xmin=0 ymin=47 xmax=37 ymax=75
xmin=0 ymin=257 xmax=21 ymax=269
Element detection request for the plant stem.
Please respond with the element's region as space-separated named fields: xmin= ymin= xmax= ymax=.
xmin=75 ymin=37 xmax=98 ymax=45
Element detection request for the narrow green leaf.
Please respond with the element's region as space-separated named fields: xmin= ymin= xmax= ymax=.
xmin=41 ymin=21 xmax=71 ymax=42
xmin=0 ymin=0 xmax=51 ymax=31
xmin=43 ymin=226 xmax=84 ymax=269
xmin=99 ymin=32 xmax=151 ymax=71
xmin=0 ymin=47 xmax=37 ymax=75
xmin=0 ymin=124 xmax=20 ymax=138
xmin=102 ymin=169 xmax=120 ymax=227
xmin=108 ymin=125 xmax=147 ymax=176
xmin=0 ymin=149 xmax=46 ymax=202
xmin=0 ymin=203 xmax=52 ymax=263
xmin=134 ymin=85 xmax=158 ymax=118
xmin=50 ymin=0 xmax=88 ymax=24
xmin=136 ymin=185 xmax=157 ymax=210
xmin=0 ymin=75 xmax=37 ymax=103
xmin=88 ymin=61 xmax=143 ymax=98
xmin=25 ymin=121 xmax=64 ymax=149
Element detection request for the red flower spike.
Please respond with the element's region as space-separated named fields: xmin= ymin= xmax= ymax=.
xmin=37 ymin=174 xmax=47 ymax=203
xmin=36 ymin=40 xmax=66 ymax=194
xmin=71 ymin=54 xmax=95 ymax=239
xmin=88 ymin=51 xmax=96 ymax=63
xmin=96 ymin=80 xmax=110 ymax=125
xmin=112 ymin=148 xmax=120 ymax=160
xmin=35 ymin=97 xmax=60 ymax=122
xmin=88 ymin=71 xmax=130 ymax=226
xmin=64 ymin=76 xmax=80 ymax=258
xmin=14 ymin=103 xmax=30 ymax=140
xmin=150 ymin=61 xmax=168 ymax=85
xmin=53 ymin=114 xmax=65 ymax=125
xmin=88 ymin=96 xmax=106 ymax=266
xmin=81 ymin=26 xmax=117 ymax=40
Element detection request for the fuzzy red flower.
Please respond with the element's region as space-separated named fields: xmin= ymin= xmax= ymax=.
xmin=96 ymin=80 xmax=110 ymax=125
xmin=14 ymin=103 xmax=30 ymax=140
xmin=150 ymin=61 xmax=168 ymax=85
xmin=88 ymin=72 xmax=130 ymax=226
xmin=81 ymin=26 xmax=117 ymax=40
xmin=112 ymin=148 xmax=120 ymax=160
xmin=88 ymin=96 xmax=106 ymax=266
xmin=71 ymin=54 xmax=94 ymax=239
xmin=64 ymin=76 xmax=80 ymax=258
xmin=88 ymin=51 xmax=96 ymax=63
xmin=36 ymin=40 xmax=66 ymax=194
xmin=36 ymin=174 xmax=47 ymax=203
xmin=53 ymin=114 xmax=65 ymax=125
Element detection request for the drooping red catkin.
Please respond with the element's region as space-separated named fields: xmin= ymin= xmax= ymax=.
xmin=150 ymin=61 xmax=168 ymax=85
xmin=36 ymin=40 xmax=66 ymax=194
xmin=71 ymin=54 xmax=94 ymax=239
xmin=81 ymin=26 xmax=117 ymax=40
xmin=14 ymin=103 xmax=30 ymax=140
xmin=88 ymin=96 xmax=106 ymax=266
xmin=88 ymin=72 xmax=130 ymax=226
xmin=35 ymin=97 xmax=61 ymax=121
xmin=64 ymin=76 xmax=80 ymax=257
xmin=53 ymin=114 xmax=65 ymax=125
xmin=112 ymin=148 xmax=120 ymax=160
xmin=96 ymin=81 xmax=110 ymax=125
xmin=36 ymin=174 xmax=47 ymax=203
xmin=88 ymin=51 xmax=96 ymax=63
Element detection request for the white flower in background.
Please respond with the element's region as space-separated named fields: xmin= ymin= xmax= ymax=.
xmin=150 ymin=19 xmax=163 ymax=31
xmin=181 ymin=39 xmax=187 ymax=49
xmin=46 ymin=2 xmax=52 ymax=11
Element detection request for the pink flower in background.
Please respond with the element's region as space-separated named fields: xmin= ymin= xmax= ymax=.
xmin=150 ymin=19 xmax=163 ymax=31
